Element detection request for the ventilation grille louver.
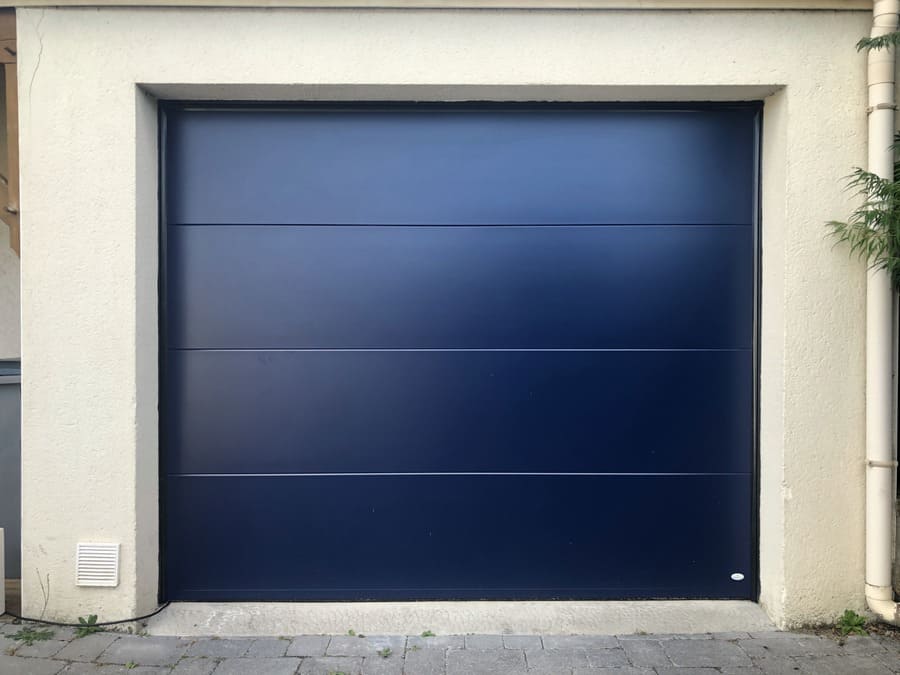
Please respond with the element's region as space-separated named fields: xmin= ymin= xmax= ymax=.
xmin=76 ymin=543 xmax=119 ymax=587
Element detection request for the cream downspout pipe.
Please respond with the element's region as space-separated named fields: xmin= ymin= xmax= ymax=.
xmin=867 ymin=0 xmax=900 ymax=625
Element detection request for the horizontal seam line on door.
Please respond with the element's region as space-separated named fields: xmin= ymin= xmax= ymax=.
xmin=167 ymin=472 xmax=752 ymax=478
xmin=167 ymin=348 xmax=752 ymax=353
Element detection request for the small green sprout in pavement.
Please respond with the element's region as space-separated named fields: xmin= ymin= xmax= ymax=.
xmin=421 ymin=630 xmax=435 ymax=637
xmin=75 ymin=615 xmax=102 ymax=638
xmin=837 ymin=609 xmax=867 ymax=636
xmin=12 ymin=627 xmax=54 ymax=646
xmin=377 ymin=647 xmax=392 ymax=658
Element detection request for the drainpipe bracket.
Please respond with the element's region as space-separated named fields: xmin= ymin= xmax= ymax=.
xmin=867 ymin=103 xmax=898 ymax=114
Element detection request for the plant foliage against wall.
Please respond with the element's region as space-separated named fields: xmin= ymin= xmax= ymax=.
xmin=827 ymin=35 xmax=900 ymax=290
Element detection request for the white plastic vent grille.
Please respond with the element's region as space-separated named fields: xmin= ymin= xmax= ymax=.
xmin=76 ymin=543 xmax=120 ymax=587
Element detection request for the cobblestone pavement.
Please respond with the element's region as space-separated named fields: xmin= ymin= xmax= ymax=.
xmin=0 ymin=622 xmax=897 ymax=675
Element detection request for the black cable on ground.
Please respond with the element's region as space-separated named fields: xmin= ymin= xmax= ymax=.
xmin=1 ymin=602 xmax=171 ymax=627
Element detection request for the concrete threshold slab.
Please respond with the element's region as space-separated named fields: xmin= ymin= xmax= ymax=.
xmin=147 ymin=600 xmax=774 ymax=637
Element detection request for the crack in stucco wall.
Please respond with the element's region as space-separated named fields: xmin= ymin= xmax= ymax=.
xmin=26 ymin=8 xmax=44 ymax=127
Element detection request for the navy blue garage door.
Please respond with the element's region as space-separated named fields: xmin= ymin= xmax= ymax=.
xmin=162 ymin=104 xmax=759 ymax=601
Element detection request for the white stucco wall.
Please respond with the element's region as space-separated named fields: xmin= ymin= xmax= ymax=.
xmin=0 ymin=223 xmax=18 ymax=359
xmin=17 ymin=6 xmax=874 ymax=627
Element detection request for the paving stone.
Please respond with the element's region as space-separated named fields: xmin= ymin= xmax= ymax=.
xmin=403 ymin=648 xmax=446 ymax=675
xmin=447 ymin=648 xmax=526 ymax=675
xmin=749 ymin=632 xmax=794 ymax=639
xmin=0 ymin=630 xmax=892 ymax=675
xmin=540 ymin=635 xmax=618 ymax=650
xmin=616 ymin=633 xmax=656 ymax=640
xmin=299 ymin=655 xmax=363 ymax=675
xmin=796 ymin=655 xmax=894 ymax=675
xmin=14 ymin=639 xmax=68 ymax=658
xmin=875 ymin=634 xmax=900 ymax=659
xmin=739 ymin=638 xmax=793 ymax=658
xmin=874 ymin=647 xmax=900 ymax=674
xmin=572 ymin=669 xmax=652 ymax=675
xmin=326 ymin=635 xmax=404 ymax=657
xmin=61 ymin=666 xmax=169 ymax=675
xmin=246 ymin=638 xmax=290 ymax=657
xmin=361 ymin=654 xmax=404 ymax=675
xmin=713 ymin=632 xmax=754 ymax=641
xmin=620 ymin=639 xmax=672 ymax=668
xmin=465 ymin=634 xmax=504 ymax=650
xmin=663 ymin=638 xmax=753 ymax=668
xmin=873 ymin=635 xmax=900 ymax=670
xmin=788 ymin=636 xmax=844 ymax=655
xmin=286 ymin=635 xmax=330 ymax=657
xmin=98 ymin=635 xmax=190 ymax=666
xmin=0 ymin=655 xmax=66 ymax=675
xmin=185 ymin=637 xmax=252 ymax=657
xmin=585 ymin=647 xmax=629 ymax=667
xmin=501 ymin=635 xmax=541 ymax=650
xmin=47 ymin=626 xmax=78 ymax=641
xmin=170 ymin=657 xmax=219 ymax=675
xmin=738 ymin=635 xmax=841 ymax=658
xmin=0 ymin=633 xmax=18 ymax=652
xmin=406 ymin=635 xmax=463 ymax=651
xmin=213 ymin=657 xmax=303 ymax=675
xmin=839 ymin=636 xmax=888 ymax=655
xmin=748 ymin=657 xmax=804 ymax=675
xmin=54 ymin=632 xmax=120 ymax=662
xmin=524 ymin=648 xmax=590 ymax=671
xmin=58 ymin=665 xmax=104 ymax=674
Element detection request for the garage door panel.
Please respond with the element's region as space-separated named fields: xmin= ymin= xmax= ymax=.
xmin=165 ymin=474 xmax=752 ymax=600
xmin=166 ymin=349 xmax=751 ymax=474
xmin=166 ymin=224 xmax=753 ymax=350
xmin=166 ymin=108 xmax=756 ymax=227
xmin=163 ymin=104 xmax=759 ymax=602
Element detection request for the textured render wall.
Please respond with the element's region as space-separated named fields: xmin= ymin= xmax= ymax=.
xmin=17 ymin=6 xmax=871 ymax=626
xmin=0 ymin=224 xmax=18 ymax=359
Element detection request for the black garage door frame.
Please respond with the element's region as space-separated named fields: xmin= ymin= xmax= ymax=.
xmin=156 ymin=100 xmax=762 ymax=604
